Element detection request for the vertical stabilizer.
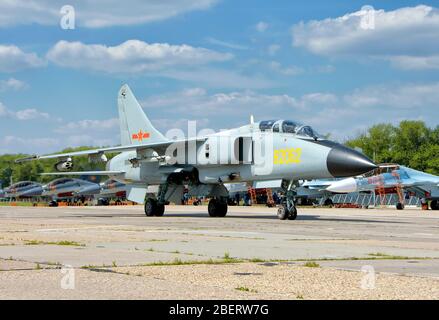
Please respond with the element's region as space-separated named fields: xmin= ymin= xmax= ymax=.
xmin=118 ymin=84 xmax=168 ymax=145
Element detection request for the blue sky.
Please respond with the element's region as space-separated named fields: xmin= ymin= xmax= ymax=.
xmin=0 ymin=0 xmax=438 ymax=154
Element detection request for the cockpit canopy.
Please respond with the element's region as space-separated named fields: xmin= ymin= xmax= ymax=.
xmin=258 ymin=120 xmax=320 ymax=138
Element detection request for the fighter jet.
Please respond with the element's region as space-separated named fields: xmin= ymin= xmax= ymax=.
xmin=99 ymin=179 xmax=127 ymax=199
xmin=326 ymin=164 xmax=439 ymax=210
xmin=2 ymin=181 xmax=43 ymax=199
xmin=17 ymin=84 xmax=376 ymax=220
xmin=42 ymin=178 xmax=101 ymax=204
xmin=97 ymin=179 xmax=127 ymax=205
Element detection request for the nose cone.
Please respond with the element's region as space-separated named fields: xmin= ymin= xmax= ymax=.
xmin=327 ymin=144 xmax=377 ymax=178
xmin=327 ymin=177 xmax=358 ymax=193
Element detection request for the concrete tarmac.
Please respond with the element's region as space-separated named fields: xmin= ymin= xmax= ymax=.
xmin=0 ymin=205 xmax=438 ymax=299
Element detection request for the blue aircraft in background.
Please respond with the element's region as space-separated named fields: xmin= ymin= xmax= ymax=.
xmin=326 ymin=164 xmax=439 ymax=210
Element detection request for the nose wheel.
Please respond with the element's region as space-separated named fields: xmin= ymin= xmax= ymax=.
xmin=277 ymin=204 xmax=297 ymax=220
xmin=278 ymin=180 xmax=299 ymax=221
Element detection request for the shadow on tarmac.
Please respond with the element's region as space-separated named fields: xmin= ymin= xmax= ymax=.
xmin=71 ymin=212 xmax=405 ymax=224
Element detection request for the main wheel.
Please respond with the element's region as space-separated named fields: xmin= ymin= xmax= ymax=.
xmin=431 ymin=200 xmax=439 ymax=210
xmin=396 ymin=202 xmax=405 ymax=210
xmin=287 ymin=206 xmax=298 ymax=220
xmin=208 ymin=198 xmax=228 ymax=217
xmin=277 ymin=205 xmax=288 ymax=220
xmin=155 ymin=203 xmax=165 ymax=216
xmin=144 ymin=198 xmax=157 ymax=216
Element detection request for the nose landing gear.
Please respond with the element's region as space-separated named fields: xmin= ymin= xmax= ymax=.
xmin=278 ymin=180 xmax=298 ymax=220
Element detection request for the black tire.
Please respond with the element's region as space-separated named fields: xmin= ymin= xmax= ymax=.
xmin=208 ymin=198 xmax=218 ymax=217
xmin=155 ymin=203 xmax=165 ymax=216
xmin=144 ymin=198 xmax=157 ymax=216
xmin=277 ymin=205 xmax=288 ymax=220
xmin=431 ymin=200 xmax=439 ymax=210
xmin=396 ymin=202 xmax=405 ymax=210
xmin=208 ymin=198 xmax=228 ymax=217
xmin=324 ymin=198 xmax=334 ymax=207
xmin=217 ymin=201 xmax=228 ymax=217
xmin=48 ymin=200 xmax=58 ymax=207
xmin=287 ymin=207 xmax=298 ymax=220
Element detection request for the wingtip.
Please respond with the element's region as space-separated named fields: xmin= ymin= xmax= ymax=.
xmin=15 ymin=155 xmax=38 ymax=163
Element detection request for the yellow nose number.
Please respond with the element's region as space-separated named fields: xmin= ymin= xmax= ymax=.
xmin=274 ymin=148 xmax=302 ymax=165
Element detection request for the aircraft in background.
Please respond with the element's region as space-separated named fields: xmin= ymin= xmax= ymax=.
xmin=1 ymin=181 xmax=43 ymax=200
xmin=17 ymin=84 xmax=376 ymax=220
xmin=227 ymin=179 xmax=335 ymax=206
xmin=97 ymin=179 xmax=127 ymax=205
xmin=326 ymin=164 xmax=439 ymax=210
xmin=42 ymin=178 xmax=101 ymax=205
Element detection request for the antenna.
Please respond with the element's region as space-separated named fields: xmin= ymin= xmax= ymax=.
xmin=250 ymin=115 xmax=254 ymax=125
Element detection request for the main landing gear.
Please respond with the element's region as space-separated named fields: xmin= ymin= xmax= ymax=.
xmin=143 ymin=182 xmax=229 ymax=218
xmin=208 ymin=198 xmax=228 ymax=217
xmin=144 ymin=184 xmax=167 ymax=217
xmin=277 ymin=180 xmax=298 ymax=220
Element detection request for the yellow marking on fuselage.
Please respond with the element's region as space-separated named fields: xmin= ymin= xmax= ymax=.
xmin=274 ymin=148 xmax=302 ymax=165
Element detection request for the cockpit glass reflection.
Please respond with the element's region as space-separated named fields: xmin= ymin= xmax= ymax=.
xmin=258 ymin=120 xmax=321 ymax=138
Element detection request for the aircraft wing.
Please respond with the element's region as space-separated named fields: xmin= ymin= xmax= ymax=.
xmin=40 ymin=171 xmax=125 ymax=176
xmin=15 ymin=137 xmax=206 ymax=162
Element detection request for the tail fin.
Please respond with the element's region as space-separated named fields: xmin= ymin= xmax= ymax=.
xmin=118 ymin=84 xmax=168 ymax=145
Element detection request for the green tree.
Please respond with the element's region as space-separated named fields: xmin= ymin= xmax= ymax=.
xmin=345 ymin=124 xmax=396 ymax=163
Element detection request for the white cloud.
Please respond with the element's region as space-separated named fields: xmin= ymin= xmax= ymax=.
xmin=140 ymin=82 xmax=439 ymax=140
xmin=55 ymin=118 xmax=119 ymax=133
xmin=47 ymin=40 xmax=233 ymax=74
xmin=344 ymin=82 xmax=439 ymax=109
xmin=390 ymin=55 xmax=439 ymax=70
xmin=268 ymin=44 xmax=281 ymax=56
xmin=0 ymin=78 xmax=27 ymax=91
xmin=269 ymin=61 xmax=303 ymax=76
xmin=161 ymin=68 xmax=275 ymax=89
xmin=0 ymin=0 xmax=218 ymax=28
xmin=256 ymin=21 xmax=269 ymax=32
xmin=15 ymin=108 xmax=50 ymax=120
xmin=141 ymin=87 xmax=333 ymax=118
xmin=0 ymin=45 xmax=45 ymax=72
xmin=0 ymin=102 xmax=50 ymax=121
xmin=206 ymin=37 xmax=248 ymax=50
xmin=292 ymin=5 xmax=439 ymax=70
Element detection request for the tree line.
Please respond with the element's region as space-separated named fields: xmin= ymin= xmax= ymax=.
xmin=345 ymin=121 xmax=439 ymax=175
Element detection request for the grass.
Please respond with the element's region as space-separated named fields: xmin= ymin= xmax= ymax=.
xmin=24 ymin=240 xmax=85 ymax=247
xmin=140 ymin=256 xmax=244 ymax=267
xmin=303 ymin=261 xmax=320 ymax=268
xmin=235 ymin=286 xmax=257 ymax=293
xmin=296 ymin=294 xmax=304 ymax=300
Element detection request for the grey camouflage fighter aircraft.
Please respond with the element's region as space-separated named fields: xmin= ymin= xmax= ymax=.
xmin=2 ymin=181 xmax=43 ymax=199
xmin=41 ymin=178 xmax=101 ymax=202
xmin=17 ymin=84 xmax=377 ymax=220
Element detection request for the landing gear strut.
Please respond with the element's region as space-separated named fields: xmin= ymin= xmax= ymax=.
xmin=144 ymin=184 xmax=167 ymax=217
xmin=208 ymin=198 xmax=228 ymax=217
xmin=278 ymin=180 xmax=298 ymax=220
